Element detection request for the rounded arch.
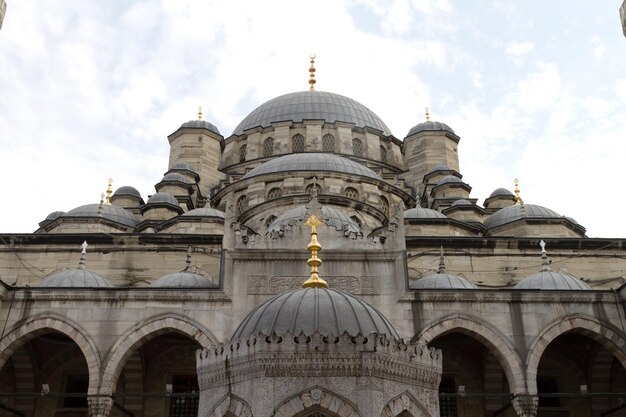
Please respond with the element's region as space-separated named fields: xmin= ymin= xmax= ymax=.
xmin=381 ymin=391 xmax=431 ymax=417
xmin=205 ymin=394 xmax=252 ymax=417
xmin=0 ymin=313 xmax=101 ymax=392
xmin=526 ymin=314 xmax=626 ymax=395
xmin=415 ymin=313 xmax=525 ymax=394
xmin=100 ymin=313 xmax=216 ymax=394
xmin=273 ymin=386 xmax=361 ymax=417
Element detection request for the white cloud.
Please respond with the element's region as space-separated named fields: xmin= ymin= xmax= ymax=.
xmin=517 ymin=61 xmax=560 ymax=112
xmin=590 ymin=36 xmax=605 ymax=61
xmin=505 ymin=41 xmax=534 ymax=58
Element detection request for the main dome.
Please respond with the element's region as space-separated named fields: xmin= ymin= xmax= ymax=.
xmin=232 ymin=287 xmax=399 ymax=340
xmin=232 ymin=91 xmax=392 ymax=136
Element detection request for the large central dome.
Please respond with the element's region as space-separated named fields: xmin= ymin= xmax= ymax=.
xmin=233 ymin=91 xmax=392 ymax=136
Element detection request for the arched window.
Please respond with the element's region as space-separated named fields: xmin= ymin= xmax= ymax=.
xmin=236 ymin=196 xmax=247 ymax=216
xmin=352 ymin=138 xmax=363 ymax=157
xmin=380 ymin=145 xmax=387 ymax=163
xmin=239 ymin=144 xmax=247 ymax=162
xmin=267 ymin=187 xmax=282 ymax=200
xmin=263 ymin=137 xmax=274 ymax=157
xmin=292 ymin=134 xmax=305 ymax=153
xmin=322 ymin=134 xmax=335 ymax=152
xmin=344 ymin=187 xmax=359 ymax=199
xmin=306 ymin=183 xmax=322 ymax=197
xmin=380 ymin=195 xmax=389 ymax=216
xmin=265 ymin=215 xmax=277 ymax=228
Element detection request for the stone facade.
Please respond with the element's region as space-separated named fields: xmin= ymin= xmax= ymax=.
xmin=1 ymin=88 xmax=626 ymax=417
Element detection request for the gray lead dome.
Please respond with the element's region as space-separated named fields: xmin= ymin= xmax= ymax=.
xmin=232 ymin=287 xmax=399 ymax=340
xmin=233 ymin=91 xmax=392 ymax=136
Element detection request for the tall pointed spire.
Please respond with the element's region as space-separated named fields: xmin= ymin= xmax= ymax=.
xmin=106 ymin=178 xmax=113 ymax=205
xmin=301 ymin=214 xmax=328 ymax=288
xmin=437 ymin=246 xmax=446 ymax=274
xmin=308 ymin=54 xmax=316 ymax=91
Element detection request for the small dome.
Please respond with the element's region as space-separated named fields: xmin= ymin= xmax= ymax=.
xmin=242 ymin=153 xmax=382 ymax=181
xmin=63 ymin=204 xmax=138 ymax=228
xmin=170 ymin=161 xmax=197 ymax=172
xmin=429 ymin=165 xmax=451 ymax=173
xmin=232 ymin=287 xmax=399 ymax=340
xmin=484 ymin=204 xmax=561 ymax=229
xmin=233 ymin=91 xmax=392 ymax=136
xmin=404 ymin=207 xmax=447 ymax=220
xmin=407 ymin=121 xmax=455 ymax=137
xmin=489 ymin=188 xmax=514 ymax=198
xmin=113 ymin=186 xmax=142 ymax=199
xmin=146 ymin=192 xmax=179 ymax=206
xmin=161 ymin=173 xmax=191 ymax=184
xmin=451 ymin=199 xmax=472 ymax=207
xmin=269 ymin=205 xmax=360 ymax=233
xmin=151 ymin=270 xmax=218 ymax=288
xmin=37 ymin=269 xmax=112 ymax=288
xmin=45 ymin=211 xmax=65 ymax=221
xmin=182 ymin=207 xmax=225 ymax=219
xmin=514 ymin=271 xmax=591 ymax=290
xmin=180 ymin=120 xmax=221 ymax=135
xmin=410 ymin=273 xmax=476 ymax=289
xmin=436 ymin=175 xmax=463 ymax=186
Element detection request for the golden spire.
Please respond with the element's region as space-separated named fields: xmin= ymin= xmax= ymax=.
xmin=198 ymin=106 xmax=203 ymax=121
xmin=425 ymin=107 xmax=431 ymax=122
xmin=302 ymin=214 xmax=328 ymax=288
xmin=514 ymin=178 xmax=521 ymax=205
xmin=308 ymin=54 xmax=316 ymax=92
xmin=105 ymin=178 xmax=113 ymax=205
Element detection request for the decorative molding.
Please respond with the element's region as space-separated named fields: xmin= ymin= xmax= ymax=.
xmin=247 ymin=275 xmax=379 ymax=295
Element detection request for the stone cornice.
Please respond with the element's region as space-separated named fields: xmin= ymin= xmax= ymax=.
xmin=400 ymin=289 xmax=618 ymax=303
xmin=2 ymin=288 xmax=231 ymax=303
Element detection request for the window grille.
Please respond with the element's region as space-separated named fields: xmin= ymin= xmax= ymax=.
xmin=344 ymin=187 xmax=359 ymax=199
xmin=263 ymin=137 xmax=274 ymax=157
xmin=239 ymin=144 xmax=247 ymax=162
xmin=322 ymin=134 xmax=335 ymax=152
xmin=292 ymin=134 xmax=305 ymax=153
xmin=352 ymin=138 xmax=363 ymax=157
xmin=267 ymin=188 xmax=282 ymax=200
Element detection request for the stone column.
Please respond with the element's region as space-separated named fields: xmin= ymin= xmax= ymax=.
xmin=88 ymin=395 xmax=113 ymax=417
xmin=512 ymin=394 xmax=537 ymax=417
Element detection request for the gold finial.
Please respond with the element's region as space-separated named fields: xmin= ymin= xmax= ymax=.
xmin=302 ymin=214 xmax=328 ymax=288
xmin=308 ymin=53 xmax=316 ymax=92
xmin=514 ymin=178 xmax=521 ymax=205
xmin=198 ymin=106 xmax=203 ymax=121
xmin=425 ymin=107 xmax=431 ymax=122
xmin=105 ymin=178 xmax=113 ymax=205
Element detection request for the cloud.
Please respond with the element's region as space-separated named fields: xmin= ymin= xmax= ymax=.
xmin=517 ymin=61 xmax=560 ymax=112
xmin=505 ymin=41 xmax=534 ymax=61
xmin=590 ymin=36 xmax=605 ymax=61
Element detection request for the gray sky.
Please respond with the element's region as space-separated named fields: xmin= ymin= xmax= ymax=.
xmin=1 ymin=1 xmax=625 ymax=237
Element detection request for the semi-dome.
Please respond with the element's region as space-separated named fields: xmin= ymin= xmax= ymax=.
xmin=489 ymin=188 xmax=514 ymax=198
xmin=233 ymin=91 xmax=392 ymax=136
xmin=180 ymin=119 xmax=221 ymax=136
xmin=181 ymin=207 xmax=225 ymax=218
xmin=45 ymin=210 xmax=65 ymax=221
xmin=114 ymin=186 xmax=142 ymax=198
xmin=63 ymin=204 xmax=138 ymax=228
xmin=170 ymin=161 xmax=197 ymax=172
xmin=514 ymin=271 xmax=591 ymax=290
xmin=37 ymin=268 xmax=112 ymax=288
xmin=146 ymin=192 xmax=179 ymax=206
xmin=242 ymin=153 xmax=382 ymax=181
xmin=451 ymin=199 xmax=472 ymax=207
xmin=151 ymin=270 xmax=218 ymax=288
xmin=404 ymin=207 xmax=447 ymax=220
xmin=410 ymin=273 xmax=476 ymax=289
xmin=161 ymin=172 xmax=191 ymax=183
xmin=231 ymin=287 xmax=399 ymax=340
xmin=484 ymin=203 xmax=562 ymax=229
xmin=407 ymin=121 xmax=455 ymax=137
xmin=269 ymin=205 xmax=360 ymax=233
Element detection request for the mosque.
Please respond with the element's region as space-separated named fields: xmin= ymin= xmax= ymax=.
xmin=1 ymin=56 xmax=626 ymax=417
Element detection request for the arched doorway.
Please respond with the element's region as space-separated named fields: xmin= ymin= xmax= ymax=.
xmin=535 ymin=332 xmax=626 ymax=417
xmin=0 ymin=331 xmax=90 ymax=417
xmin=429 ymin=333 xmax=515 ymax=417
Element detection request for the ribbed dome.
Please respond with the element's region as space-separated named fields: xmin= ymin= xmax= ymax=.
xmin=514 ymin=271 xmax=591 ymax=290
xmin=484 ymin=204 xmax=562 ymax=229
xmin=436 ymin=175 xmax=463 ymax=186
xmin=404 ymin=207 xmax=447 ymax=220
xmin=151 ymin=271 xmax=218 ymax=288
xmin=146 ymin=192 xmax=179 ymax=206
xmin=410 ymin=273 xmax=476 ymax=289
xmin=489 ymin=188 xmax=514 ymax=198
xmin=113 ymin=186 xmax=142 ymax=198
xmin=407 ymin=121 xmax=455 ymax=137
xmin=45 ymin=210 xmax=65 ymax=220
xmin=451 ymin=199 xmax=472 ymax=207
xmin=37 ymin=269 xmax=112 ymax=288
xmin=180 ymin=120 xmax=221 ymax=135
xmin=242 ymin=153 xmax=382 ymax=180
xmin=161 ymin=173 xmax=191 ymax=183
xmin=182 ymin=207 xmax=225 ymax=218
xmin=232 ymin=287 xmax=399 ymax=340
xmin=233 ymin=91 xmax=391 ymax=136
xmin=170 ymin=161 xmax=197 ymax=172
xmin=63 ymin=204 xmax=138 ymax=228
xmin=269 ymin=205 xmax=360 ymax=233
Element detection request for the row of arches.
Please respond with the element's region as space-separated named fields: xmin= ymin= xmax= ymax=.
xmin=1 ymin=313 xmax=625 ymax=417
xmin=238 ymin=136 xmax=390 ymax=162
